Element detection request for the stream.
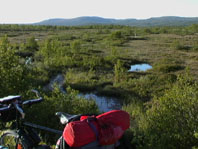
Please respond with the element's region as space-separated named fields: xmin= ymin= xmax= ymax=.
xmin=44 ymin=74 xmax=66 ymax=93
xmin=45 ymin=74 xmax=122 ymax=112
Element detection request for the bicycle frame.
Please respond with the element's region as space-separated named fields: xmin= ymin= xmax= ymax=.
xmin=23 ymin=122 xmax=62 ymax=135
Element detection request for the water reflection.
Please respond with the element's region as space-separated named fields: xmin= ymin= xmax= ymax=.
xmin=45 ymin=74 xmax=66 ymax=93
xmin=80 ymin=93 xmax=121 ymax=112
xmin=129 ymin=64 xmax=152 ymax=72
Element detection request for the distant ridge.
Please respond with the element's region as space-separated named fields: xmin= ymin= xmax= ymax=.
xmin=35 ymin=16 xmax=198 ymax=27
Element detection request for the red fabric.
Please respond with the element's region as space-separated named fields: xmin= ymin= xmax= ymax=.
xmin=63 ymin=120 xmax=96 ymax=147
xmin=80 ymin=115 xmax=89 ymax=121
xmin=96 ymin=110 xmax=130 ymax=130
xmin=63 ymin=110 xmax=130 ymax=147
xmin=98 ymin=122 xmax=124 ymax=145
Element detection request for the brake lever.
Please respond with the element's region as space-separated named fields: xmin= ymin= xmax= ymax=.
xmin=31 ymin=89 xmax=40 ymax=98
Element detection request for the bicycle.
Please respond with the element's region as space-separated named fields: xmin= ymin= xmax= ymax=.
xmin=0 ymin=90 xmax=62 ymax=149
xmin=0 ymin=90 xmax=126 ymax=149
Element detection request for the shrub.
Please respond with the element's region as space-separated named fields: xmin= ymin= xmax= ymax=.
xmin=97 ymin=85 xmax=123 ymax=98
xmin=0 ymin=36 xmax=34 ymax=97
xmin=193 ymin=41 xmax=198 ymax=51
xmin=154 ymin=63 xmax=183 ymax=73
xmin=126 ymin=73 xmax=198 ymax=148
xmin=109 ymin=30 xmax=127 ymax=46
xmin=153 ymin=58 xmax=184 ymax=73
xmin=144 ymin=28 xmax=153 ymax=34
xmin=71 ymin=40 xmax=81 ymax=53
xmin=114 ymin=60 xmax=127 ymax=85
xmin=111 ymin=31 xmax=123 ymax=39
xmin=82 ymin=56 xmax=105 ymax=70
xmin=122 ymin=100 xmax=146 ymax=148
xmin=171 ymin=40 xmax=191 ymax=51
xmin=65 ymin=69 xmax=98 ymax=92
xmin=25 ymin=36 xmax=39 ymax=53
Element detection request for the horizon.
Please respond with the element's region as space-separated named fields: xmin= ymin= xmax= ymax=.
xmin=40 ymin=15 xmax=198 ymax=20
xmin=1 ymin=16 xmax=198 ymax=25
xmin=0 ymin=0 xmax=197 ymax=24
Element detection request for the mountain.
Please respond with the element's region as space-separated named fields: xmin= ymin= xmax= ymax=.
xmin=35 ymin=17 xmax=117 ymax=26
xmin=35 ymin=16 xmax=198 ymax=27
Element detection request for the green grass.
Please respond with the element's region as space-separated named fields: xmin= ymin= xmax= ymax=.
xmin=1 ymin=24 xmax=198 ymax=148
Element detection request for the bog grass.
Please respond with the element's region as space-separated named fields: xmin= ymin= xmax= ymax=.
xmin=1 ymin=25 xmax=198 ymax=148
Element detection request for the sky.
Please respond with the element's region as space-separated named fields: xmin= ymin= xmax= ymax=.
xmin=0 ymin=0 xmax=197 ymax=24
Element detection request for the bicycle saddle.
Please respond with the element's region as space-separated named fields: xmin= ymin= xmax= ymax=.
xmin=0 ymin=95 xmax=21 ymax=104
xmin=56 ymin=112 xmax=81 ymax=124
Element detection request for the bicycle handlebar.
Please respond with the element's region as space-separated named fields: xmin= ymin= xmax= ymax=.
xmin=22 ymin=89 xmax=43 ymax=105
xmin=0 ymin=90 xmax=43 ymax=118
xmin=0 ymin=104 xmax=12 ymax=112
xmin=22 ymin=98 xmax=43 ymax=105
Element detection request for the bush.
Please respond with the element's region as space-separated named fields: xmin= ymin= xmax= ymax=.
xmin=122 ymin=100 xmax=146 ymax=148
xmin=126 ymin=73 xmax=176 ymax=100
xmin=25 ymin=36 xmax=39 ymax=53
xmin=97 ymin=85 xmax=124 ymax=98
xmin=154 ymin=63 xmax=183 ymax=73
xmin=145 ymin=73 xmax=198 ymax=148
xmin=108 ymin=30 xmax=128 ymax=46
xmin=153 ymin=58 xmax=184 ymax=73
xmin=114 ymin=60 xmax=127 ymax=85
xmin=0 ymin=36 xmax=34 ymax=97
xmin=65 ymin=68 xmax=98 ymax=92
xmin=193 ymin=41 xmax=198 ymax=51
xmin=126 ymin=73 xmax=198 ymax=148
xmin=171 ymin=40 xmax=191 ymax=51
xmin=111 ymin=31 xmax=123 ymax=39
xmin=70 ymin=40 xmax=81 ymax=53
xmin=144 ymin=28 xmax=153 ymax=34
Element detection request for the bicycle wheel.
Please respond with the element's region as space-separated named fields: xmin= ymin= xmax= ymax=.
xmin=0 ymin=131 xmax=24 ymax=149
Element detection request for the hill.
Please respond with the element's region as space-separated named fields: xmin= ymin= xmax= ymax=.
xmin=35 ymin=16 xmax=198 ymax=26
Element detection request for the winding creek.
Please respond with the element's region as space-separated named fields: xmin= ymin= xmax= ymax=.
xmin=44 ymin=63 xmax=153 ymax=111
xmin=44 ymin=74 xmax=66 ymax=93
xmin=45 ymin=74 xmax=122 ymax=112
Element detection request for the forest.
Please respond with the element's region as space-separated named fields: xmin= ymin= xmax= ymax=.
xmin=0 ymin=24 xmax=198 ymax=148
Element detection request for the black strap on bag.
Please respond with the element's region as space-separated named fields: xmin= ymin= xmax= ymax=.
xmin=86 ymin=117 xmax=99 ymax=140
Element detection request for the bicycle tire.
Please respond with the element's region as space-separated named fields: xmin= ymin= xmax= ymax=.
xmin=0 ymin=131 xmax=24 ymax=149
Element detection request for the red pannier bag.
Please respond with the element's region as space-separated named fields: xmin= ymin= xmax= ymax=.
xmin=96 ymin=110 xmax=130 ymax=131
xmin=97 ymin=120 xmax=124 ymax=145
xmin=63 ymin=120 xmax=99 ymax=147
xmin=96 ymin=110 xmax=130 ymax=145
xmin=63 ymin=110 xmax=130 ymax=147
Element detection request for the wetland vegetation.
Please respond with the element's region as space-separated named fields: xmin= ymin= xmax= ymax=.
xmin=0 ymin=24 xmax=198 ymax=148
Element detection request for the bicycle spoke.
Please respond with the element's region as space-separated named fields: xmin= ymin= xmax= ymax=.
xmin=2 ymin=135 xmax=17 ymax=147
